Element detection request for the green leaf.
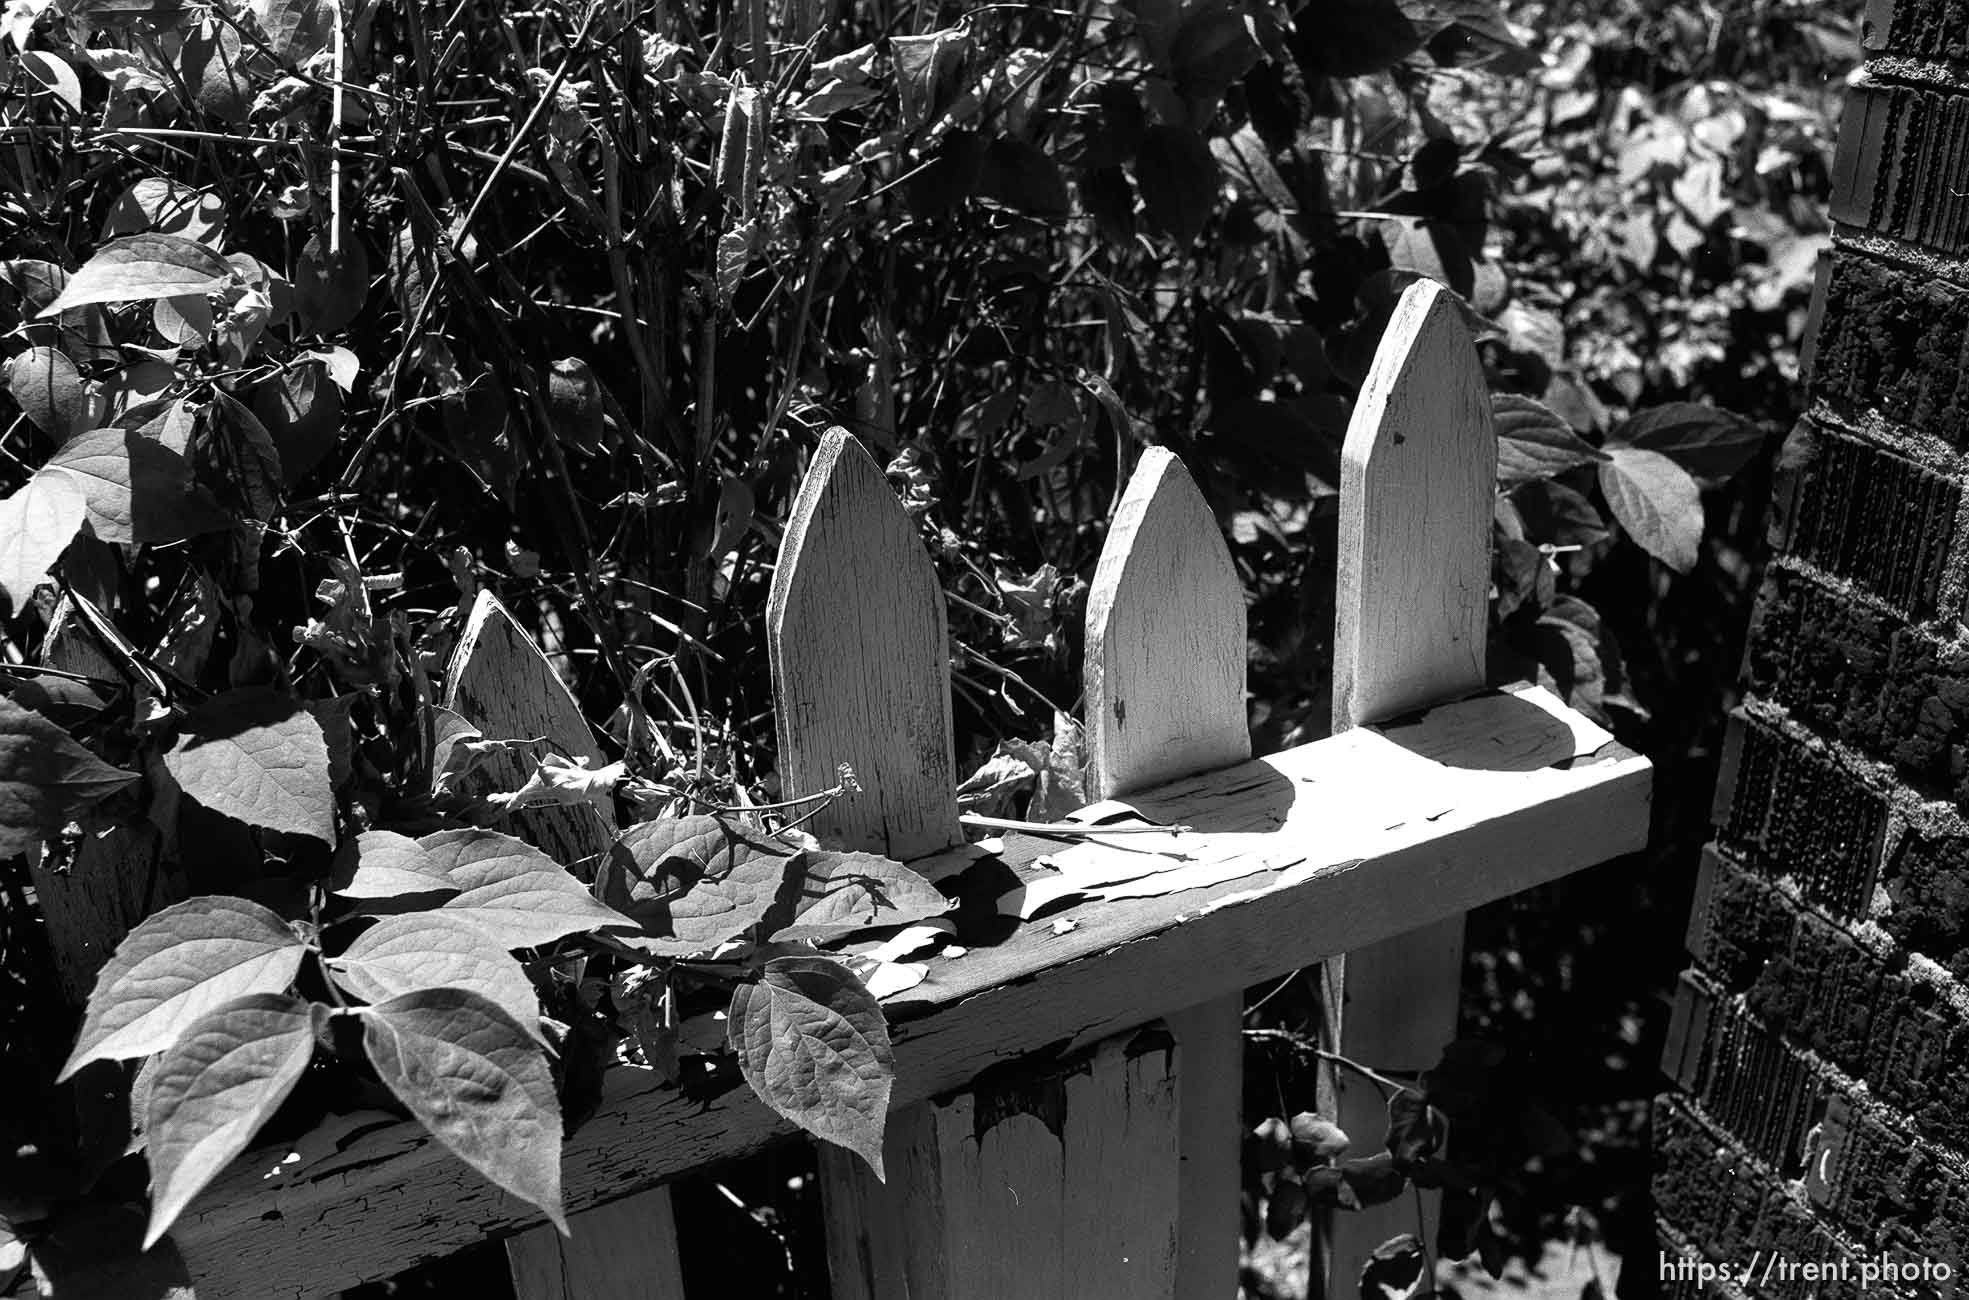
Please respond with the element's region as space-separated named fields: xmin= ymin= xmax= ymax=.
xmin=101 ymin=178 xmax=225 ymax=245
xmin=1605 ymin=402 xmax=1764 ymax=484
xmin=164 ymin=687 xmax=336 ymax=841
xmin=1493 ymin=393 xmax=1606 ymax=487
xmin=338 ymin=829 xmax=457 ymax=898
xmin=253 ymin=0 xmax=334 ymax=63
xmin=347 ymin=828 xmax=634 ymax=947
xmin=891 ymin=27 xmax=970 ymax=130
xmin=0 ymin=695 xmax=138 ymax=857
xmin=42 ymin=427 xmax=231 ymax=545
xmin=142 ymin=992 xmax=319 ymax=1248
xmin=1598 ymin=446 xmax=1702 ymax=573
xmin=1135 ymin=124 xmax=1219 ymax=247
xmin=5 ymin=345 xmax=92 ymax=437
xmin=0 ymin=467 xmax=86 ymax=612
xmin=728 ymin=956 xmax=893 ymax=1176
xmin=40 ymin=234 xmax=232 ymax=315
xmin=768 ymin=850 xmax=950 ymax=942
xmin=361 ymin=988 xmax=566 ymax=1230
xmin=331 ymin=913 xmax=541 ymax=1033
xmin=250 ymin=360 xmax=342 ymax=485
xmin=61 ymin=896 xmax=307 ymax=1078
xmin=598 ymin=815 xmax=796 ymax=955
xmin=21 ymin=50 xmax=83 ymax=114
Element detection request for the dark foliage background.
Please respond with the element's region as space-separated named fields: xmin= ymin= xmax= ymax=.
xmin=0 ymin=0 xmax=1860 ymax=1293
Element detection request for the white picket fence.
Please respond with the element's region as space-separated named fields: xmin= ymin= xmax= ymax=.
xmin=143 ymin=279 xmax=1652 ymax=1299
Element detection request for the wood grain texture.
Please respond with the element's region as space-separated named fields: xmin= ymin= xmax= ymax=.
xmin=505 ymin=1186 xmax=685 ymax=1300
xmin=444 ymin=590 xmax=615 ymax=875
xmin=1332 ymin=278 xmax=1493 ymax=731
xmin=768 ymin=428 xmax=959 ymax=861
xmin=821 ymin=1033 xmax=1181 ymax=1300
xmin=824 ymin=447 xmax=1247 ymax=1300
xmin=26 ymin=598 xmax=184 ymax=1004
xmin=1086 ymin=446 xmax=1245 ymax=1300
xmin=170 ymin=687 xmax=1649 ymax=1300
xmin=1327 ymin=277 xmax=1495 ymax=1298
xmin=1085 ymin=446 xmax=1249 ymax=800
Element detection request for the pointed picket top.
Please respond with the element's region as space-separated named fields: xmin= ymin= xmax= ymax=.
xmin=445 ymin=590 xmax=616 ymax=873
xmin=1085 ymin=447 xmax=1249 ymax=802
xmin=768 ymin=428 xmax=958 ymax=860
xmin=1333 ymin=278 xmax=1494 ymax=731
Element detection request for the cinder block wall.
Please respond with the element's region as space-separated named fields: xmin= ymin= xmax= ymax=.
xmin=1658 ymin=6 xmax=1969 ymax=1297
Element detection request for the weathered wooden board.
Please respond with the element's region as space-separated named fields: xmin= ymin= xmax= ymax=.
xmin=767 ymin=428 xmax=959 ymax=860
xmin=444 ymin=590 xmax=616 ymax=874
xmin=1085 ymin=447 xmax=1249 ymax=800
xmin=820 ymin=447 xmax=1246 ymax=1299
xmin=506 ymin=1186 xmax=685 ymax=1300
xmin=1327 ymin=277 xmax=1496 ymax=1294
xmin=1086 ymin=446 xmax=1245 ymax=1300
xmin=821 ymin=1033 xmax=1182 ymax=1300
xmin=171 ymin=686 xmax=1649 ymax=1299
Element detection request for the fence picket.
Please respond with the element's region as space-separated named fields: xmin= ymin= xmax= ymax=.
xmin=444 ymin=590 xmax=616 ymax=875
xmin=505 ymin=1186 xmax=685 ymax=1300
xmin=767 ymin=428 xmax=958 ymax=859
xmin=1327 ymin=278 xmax=1495 ymax=1295
xmin=1085 ymin=447 xmax=1246 ymax=1300
xmin=815 ymin=446 xmax=1244 ymax=1299
xmin=441 ymin=591 xmax=679 ymax=1297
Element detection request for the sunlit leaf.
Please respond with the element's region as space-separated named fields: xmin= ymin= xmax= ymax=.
xmin=163 ymin=688 xmax=336 ymax=841
xmin=768 ymin=850 xmax=950 ymax=942
xmin=61 ymin=896 xmax=307 ymax=1077
xmin=40 ymin=234 xmax=232 ymax=314
xmin=1598 ymin=446 xmax=1702 ymax=573
xmin=143 ymin=993 xmax=318 ymax=1247
xmin=331 ymin=913 xmax=541 ymax=1032
xmin=43 ymin=428 xmax=231 ymax=546
xmin=362 ymin=988 xmax=566 ymax=1230
xmin=728 ymin=956 xmax=893 ymax=1176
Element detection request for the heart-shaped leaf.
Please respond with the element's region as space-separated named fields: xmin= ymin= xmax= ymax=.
xmin=164 ymin=688 xmax=336 ymax=841
xmin=331 ymin=913 xmax=541 ymax=1033
xmin=43 ymin=427 xmax=231 ymax=545
xmin=361 ymin=988 xmax=566 ymax=1230
xmin=101 ymin=178 xmax=225 ymax=245
xmin=40 ymin=234 xmax=233 ymax=315
xmin=250 ymin=360 xmax=342 ymax=485
xmin=347 ymin=828 xmax=633 ymax=947
xmin=1598 ymin=446 xmax=1702 ymax=573
xmin=336 ymin=829 xmax=459 ymax=899
xmin=0 ymin=469 xmax=87 ymax=613
xmin=143 ymin=993 xmax=318 ymax=1247
xmin=1493 ymin=393 xmax=1606 ymax=487
xmin=61 ymin=896 xmax=307 ymax=1078
xmin=1605 ymin=401 xmax=1765 ymax=484
xmin=5 ymin=346 xmax=91 ymax=437
xmin=598 ymin=815 xmax=796 ymax=954
xmin=728 ymin=956 xmax=893 ymax=1177
xmin=768 ymin=851 xmax=950 ymax=942
xmin=0 ymin=696 xmax=139 ymax=857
